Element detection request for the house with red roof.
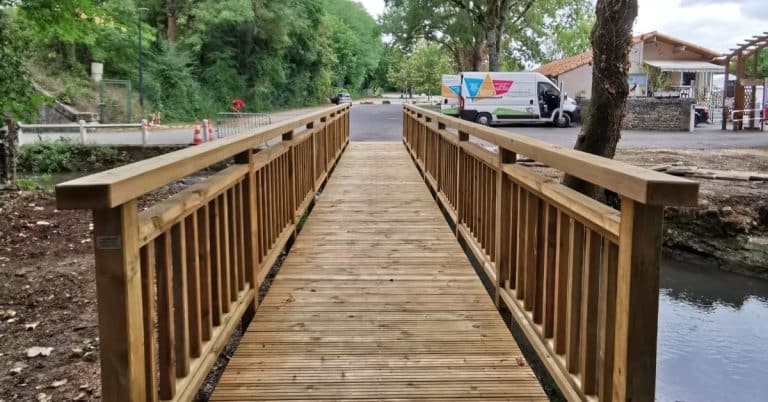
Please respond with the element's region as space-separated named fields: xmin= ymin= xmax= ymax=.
xmin=535 ymin=31 xmax=722 ymax=100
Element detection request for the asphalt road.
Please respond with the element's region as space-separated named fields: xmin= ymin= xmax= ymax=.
xmin=349 ymin=104 xmax=768 ymax=149
xmin=22 ymin=103 xmax=768 ymax=150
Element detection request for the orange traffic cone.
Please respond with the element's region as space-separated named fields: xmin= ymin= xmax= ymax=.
xmin=193 ymin=120 xmax=203 ymax=144
xmin=205 ymin=118 xmax=215 ymax=141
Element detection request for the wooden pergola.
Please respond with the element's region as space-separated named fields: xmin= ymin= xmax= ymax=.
xmin=722 ymin=32 xmax=768 ymax=130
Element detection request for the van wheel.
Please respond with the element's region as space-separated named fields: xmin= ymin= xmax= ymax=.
xmin=475 ymin=113 xmax=492 ymax=126
xmin=555 ymin=112 xmax=571 ymax=128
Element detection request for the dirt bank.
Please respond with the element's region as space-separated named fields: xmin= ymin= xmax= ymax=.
xmin=616 ymin=149 xmax=768 ymax=279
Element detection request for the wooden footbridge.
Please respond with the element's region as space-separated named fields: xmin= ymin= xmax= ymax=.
xmin=56 ymin=104 xmax=698 ymax=402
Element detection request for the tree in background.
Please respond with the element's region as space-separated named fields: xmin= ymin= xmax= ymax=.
xmin=0 ymin=6 xmax=44 ymax=120
xmin=3 ymin=0 xmax=384 ymax=121
xmin=563 ymin=0 xmax=637 ymax=199
xmin=381 ymin=0 xmax=593 ymax=71
xmin=386 ymin=42 xmax=454 ymax=98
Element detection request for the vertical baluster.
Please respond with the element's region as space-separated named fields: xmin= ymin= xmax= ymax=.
xmin=566 ymin=219 xmax=585 ymax=374
xmin=209 ymin=198 xmax=222 ymax=325
xmin=184 ymin=214 xmax=202 ymax=358
xmin=481 ymin=163 xmax=487 ymax=250
xmin=598 ymin=240 xmax=619 ymax=401
xmin=258 ymin=169 xmax=267 ymax=262
xmin=534 ymin=198 xmax=546 ymax=323
xmin=542 ymin=205 xmax=558 ymax=338
xmin=580 ymin=229 xmax=601 ymax=395
xmin=266 ymin=161 xmax=274 ymax=247
xmin=198 ymin=206 xmax=213 ymax=340
xmin=156 ymin=231 xmax=175 ymax=399
xmin=219 ymin=192 xmax=231 ymax=312
xmin=515 ymin=186 xmax=527 ymax=300
xmin=139 ymin=243 xmax=158 ymax=402
xmin=553 ymin=210 xmax=571 ymax=354
xmin=236 ymin=182 xmax=246 ymax=291
xmin=227 ymin=187 xmax=238 ymax=302
xmin=508 ymin=181 xmax=518 ymax=291
xmin=524 ymin=192 xmax=539 ymax=312
xmin=171 ymin=222 xmax=189 ymax=377
xmin=490 ymin=169 xmax=496 ymax=261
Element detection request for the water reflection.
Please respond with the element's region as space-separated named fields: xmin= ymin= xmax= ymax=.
xmin=657 ymin=257 xmax=768 ymax=402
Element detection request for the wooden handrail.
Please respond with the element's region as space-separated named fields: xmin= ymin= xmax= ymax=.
xmin=403 ymin=104 xmax=698 ymax=207
xmin=402 ymin=104 xmax=699 ymax=402
xmin=56 ymin=105 xmax=350 ymax=209
xmin=55 ymin=104 xmax=350 ymax=402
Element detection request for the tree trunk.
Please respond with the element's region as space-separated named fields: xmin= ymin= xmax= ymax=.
xmin=4 ymin=118 xmax=18 ymax=187
xmin=563 ymin=0 xmax=638 ymax=200
xmin=471 ymin=46 xmax=482 ymax=71
xmin=166 ymin=0 xmax=177 ymax=44
xmin=487 ymin=29 xmax=500 ymax=71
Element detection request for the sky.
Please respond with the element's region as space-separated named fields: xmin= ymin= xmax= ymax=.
xmin=356 ymin=0 xmax=766 ymax=54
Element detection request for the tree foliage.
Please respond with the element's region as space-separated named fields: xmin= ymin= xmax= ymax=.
xmin=0 ymin=8 xmax=45 ymax=120
xmin=3 ymin=0 xmax=383 ymax=121
xmin=387 ymin=42 xmax=454 ymax=96
xmin=381 ymin=0 xmax=594 ymax=71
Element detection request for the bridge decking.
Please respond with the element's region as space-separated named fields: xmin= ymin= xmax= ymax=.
xmin=211 ymin=142 xmax=547 ymax=401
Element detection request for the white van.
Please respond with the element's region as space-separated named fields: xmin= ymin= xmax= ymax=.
xmin=458 ymin=72 xmax=580 ymax=127
xmin=440 ymin=74 xmax=461 ymax=116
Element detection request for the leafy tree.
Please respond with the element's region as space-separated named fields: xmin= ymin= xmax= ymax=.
xmin=386 ymin=42 xmax=454 ymax=98
xmin=0 ymin=7 xmax=44 ymax=120
xmin=4 ymin=0 xmax=386 ymax=121
xmin=408 ymin=42 xmax=454 ymax=96
xmin=382 ymin=0 xmax=594 ymax=71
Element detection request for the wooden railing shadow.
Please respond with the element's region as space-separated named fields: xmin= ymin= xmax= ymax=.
xmin=55 ymin=104 xmax=350 ymax=402
xmin=402 ymin=104 xmax=699 ymax=402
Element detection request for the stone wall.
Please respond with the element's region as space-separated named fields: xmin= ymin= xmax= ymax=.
xmin=624 ymin=98 xmax=692 ymax=131
xmin=576 ymin=98 xmax=692 ymax=131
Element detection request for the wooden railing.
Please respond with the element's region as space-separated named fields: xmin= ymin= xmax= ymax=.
xmin=402 ymin=104 xmax=698 ymax=402
xmin=55 ymin=104 xmax=350 ymax=402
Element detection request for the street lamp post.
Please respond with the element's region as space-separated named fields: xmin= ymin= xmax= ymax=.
xmin=137 ymin=7 xmax=149 ymax=108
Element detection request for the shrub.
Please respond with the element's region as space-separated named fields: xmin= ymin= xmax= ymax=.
xmin=17 ymin=138 xmax=119 ymax=173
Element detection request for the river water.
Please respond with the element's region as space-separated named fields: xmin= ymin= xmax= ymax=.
xmin=657 ymin=258 xmax=768 ymax=401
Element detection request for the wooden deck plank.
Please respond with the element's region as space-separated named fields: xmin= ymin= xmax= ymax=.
xmin=210 ymin=142 xmax=547 ymax=401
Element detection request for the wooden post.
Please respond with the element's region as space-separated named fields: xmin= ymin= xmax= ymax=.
xmin=92 ymin=200 xmax=147 ymax=401
xmin=750 ymin=53 xmax=758 ymax=129
xmin=735 ymin=51 xmax=745 ymax=130
xmin=722 ymin=56 xmax=730 ymax=130
xmin=235 ymin=149 xmax=259 ymax=313
xmin=494 ymin=147 xmax=515 ymax=306
xmin=612 ymin=199 xmax=663 ymax=402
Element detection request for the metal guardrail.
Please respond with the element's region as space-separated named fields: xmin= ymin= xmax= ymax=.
xmin=215 ymin=113 xmax=272 ymax=138
xmin=18 ymin=120 xmax=149 ymax=145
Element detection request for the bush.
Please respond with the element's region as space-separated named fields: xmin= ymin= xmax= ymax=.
xmin=17 ymin=138 xmax=119 ymax=173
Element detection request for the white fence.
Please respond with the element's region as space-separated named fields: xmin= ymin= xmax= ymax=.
xmin=18 ymin=120 xmax=149 ymax=146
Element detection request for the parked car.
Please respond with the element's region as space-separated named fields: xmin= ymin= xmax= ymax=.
xmin=332 ymin=93 xmax=352 ymax=105
xmin=694 ymin=105 xmax=709 ymax=125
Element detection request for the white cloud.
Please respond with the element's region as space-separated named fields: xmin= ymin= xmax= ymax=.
xmin=634 ymin=0 xmax=762 ymax=54
xmin=359 ymin=0 xmax=763 ymax=54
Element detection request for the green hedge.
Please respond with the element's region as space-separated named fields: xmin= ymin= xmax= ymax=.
xmin=17 ymin=138 xmax=119 ymax=173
